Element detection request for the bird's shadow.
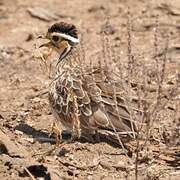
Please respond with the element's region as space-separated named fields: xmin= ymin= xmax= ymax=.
xmin=15 ymin=123 xmax=131 ymax=150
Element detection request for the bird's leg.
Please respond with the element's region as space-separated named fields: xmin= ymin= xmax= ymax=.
xmin=50 ymin=121 xmax=62 ymax=146
xmin=71 ymin=93 xmax=81 ymax=141
xmin=72 ymin=121 xmax=81 ymax=141
xmin=93 ymin=130 xmax=100 ymax=142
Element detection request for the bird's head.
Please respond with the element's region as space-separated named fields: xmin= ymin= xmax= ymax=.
xmin=39 ymin=22 xmax=79 ymax=61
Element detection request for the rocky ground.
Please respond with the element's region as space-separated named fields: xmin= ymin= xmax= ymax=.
xmin=0 ymin=0 xmax=179 ymax=179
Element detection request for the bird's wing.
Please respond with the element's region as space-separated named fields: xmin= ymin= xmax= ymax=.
xmin=81 ymin=70 xmax=137 ymax=133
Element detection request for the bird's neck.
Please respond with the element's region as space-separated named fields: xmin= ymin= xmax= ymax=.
xmin=55 ymin=45 xmax=81 ymax=75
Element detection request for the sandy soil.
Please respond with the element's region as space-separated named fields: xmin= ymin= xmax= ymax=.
xmin=0 ymin=0 xmax=179 ymax=179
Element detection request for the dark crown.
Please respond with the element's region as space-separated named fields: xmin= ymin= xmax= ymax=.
xmin=48 ymin=22 xmax=78 ymax=39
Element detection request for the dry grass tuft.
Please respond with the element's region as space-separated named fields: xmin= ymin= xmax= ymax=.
xmin=86 ymin=11 xmax=180 ymax=180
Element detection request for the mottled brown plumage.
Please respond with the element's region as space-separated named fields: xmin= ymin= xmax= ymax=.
xmin=39 ymin=22 xmax=137 ymax=142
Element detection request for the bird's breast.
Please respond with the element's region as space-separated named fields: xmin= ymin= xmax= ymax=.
xmin=49 ymin=69 xmax=93 ymax=119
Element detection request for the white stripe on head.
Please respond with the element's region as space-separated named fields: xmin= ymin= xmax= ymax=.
xmin=51 ymin=32 xmax=80 ymax=43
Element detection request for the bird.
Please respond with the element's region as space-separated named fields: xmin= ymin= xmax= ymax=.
xmin=38 ymin=22 xmax=137 ymax=144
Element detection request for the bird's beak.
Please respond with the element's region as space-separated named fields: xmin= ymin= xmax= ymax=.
xmin=39 ymin=41 xmax=52 ymax=48
xmin=37 ymin=34 xmax=52 ymax=48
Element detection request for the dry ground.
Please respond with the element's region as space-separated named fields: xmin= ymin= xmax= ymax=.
xmin=0 ymin=0 xmax=179 ymax=179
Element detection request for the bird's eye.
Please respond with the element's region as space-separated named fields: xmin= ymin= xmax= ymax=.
xmin=52 ymin=35 xmax=60 ymax=42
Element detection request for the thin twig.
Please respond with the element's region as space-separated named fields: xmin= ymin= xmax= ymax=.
xmin=24 ymin=167 xmax=36 ymax=180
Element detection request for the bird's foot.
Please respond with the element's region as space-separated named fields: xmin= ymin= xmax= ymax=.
xmin=78 ymin=130 xmax=100 ymax=143
xmin=50 ymin=122 xmax=62 ymax=146
xmin=92 ymin=131 xmax=100 ymax=142
xmin=71 ymin=127 xmax=81 ymax=142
